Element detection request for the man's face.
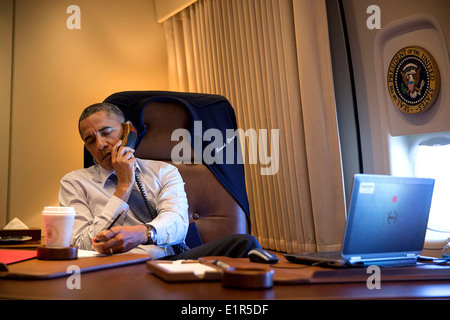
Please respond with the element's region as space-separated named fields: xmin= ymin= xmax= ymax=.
xmin=79 ymin=110 xmax=123 ymax=170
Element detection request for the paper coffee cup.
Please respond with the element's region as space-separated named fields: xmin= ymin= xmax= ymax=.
xmin=42 ymin=206 xmax=76 ymax=247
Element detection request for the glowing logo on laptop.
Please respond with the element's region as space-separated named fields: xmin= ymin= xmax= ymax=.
xmin=387 ymin=211 xmax=398 ymax=224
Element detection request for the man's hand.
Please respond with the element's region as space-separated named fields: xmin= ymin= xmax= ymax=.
xmin=92 ymin=225 xmax=148 ymax=254
xmin=111 ymin=140 xmax=136 ymax=202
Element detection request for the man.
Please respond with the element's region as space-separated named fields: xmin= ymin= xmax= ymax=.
xmin=59 ymin=103 xmax=260 ymax=259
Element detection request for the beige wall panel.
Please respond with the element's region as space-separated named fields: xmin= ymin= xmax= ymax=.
xmin=0 ymin=0 xmax=13 ymax=227
xmin=8 ymin=0 xmax=168 ymax=228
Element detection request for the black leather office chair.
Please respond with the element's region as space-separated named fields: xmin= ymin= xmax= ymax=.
xmin=84 ymin=91 xmax=251 ymax=246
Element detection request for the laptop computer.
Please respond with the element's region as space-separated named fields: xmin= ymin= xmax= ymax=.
xmin=284 ymin=174 xmax=435 ymax=268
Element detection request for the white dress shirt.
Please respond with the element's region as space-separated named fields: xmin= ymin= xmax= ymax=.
xmin=59 ymin=159 xmax=189 ymax=258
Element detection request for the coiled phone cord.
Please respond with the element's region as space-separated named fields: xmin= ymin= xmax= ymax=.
xmin=135 ymin=173 xmax=157 ymax=220
xmin=135 ymin=173 xmax=190 ymax=254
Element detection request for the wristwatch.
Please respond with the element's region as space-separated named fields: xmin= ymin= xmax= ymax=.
xmin=145 ymin=224 xmax=157 ymax=245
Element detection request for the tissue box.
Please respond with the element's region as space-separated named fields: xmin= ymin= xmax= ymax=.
xmin=0 ymin=228 xmax=41 ymax=242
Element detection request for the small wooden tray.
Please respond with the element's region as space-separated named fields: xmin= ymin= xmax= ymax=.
xmin=147 ymin=260 xmax=223 ymax=282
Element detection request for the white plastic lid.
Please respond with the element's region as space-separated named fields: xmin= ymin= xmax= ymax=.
xmin=43 ymin=206 xmax=76 ymax=214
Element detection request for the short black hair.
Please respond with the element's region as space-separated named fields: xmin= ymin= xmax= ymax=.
xmin=78 ymin=102 xmax=125 ymax=136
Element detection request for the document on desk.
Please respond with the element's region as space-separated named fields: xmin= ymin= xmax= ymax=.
xmin=77 ymin=249 xmax=103 ymax=258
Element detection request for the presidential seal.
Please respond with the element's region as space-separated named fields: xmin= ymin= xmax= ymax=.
xmin=387 ymin=46 xmax=440 ymax=114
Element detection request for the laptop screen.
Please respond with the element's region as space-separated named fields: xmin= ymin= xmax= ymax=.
xmin=341 ymin=174 xmax=434 ymax=258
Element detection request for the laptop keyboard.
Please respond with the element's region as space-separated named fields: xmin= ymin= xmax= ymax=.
xmin=304 ymin=251 xmax=342 ymax=259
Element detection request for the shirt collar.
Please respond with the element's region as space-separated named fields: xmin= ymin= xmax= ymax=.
xmin=97 ymin=160 xmax=142 ymax=187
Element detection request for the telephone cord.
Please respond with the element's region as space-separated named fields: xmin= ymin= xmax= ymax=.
xmin=134 ymin=173 xmax=157 ymax=220
xmin=134 ymin=172 xmax=189 ymax=254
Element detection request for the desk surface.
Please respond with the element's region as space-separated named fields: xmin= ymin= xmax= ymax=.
xmin=1 ymin=255 xmax=450 ymax=301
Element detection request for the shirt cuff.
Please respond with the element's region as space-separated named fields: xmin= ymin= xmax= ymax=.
xmin=149 ymin=218 xmax=186 ymax=246
xmin=102 ymin=195 xmax=129 ymax=226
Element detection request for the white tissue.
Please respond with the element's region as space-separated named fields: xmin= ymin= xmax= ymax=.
xmin=4 ymin=217 xmax=29 ymax=230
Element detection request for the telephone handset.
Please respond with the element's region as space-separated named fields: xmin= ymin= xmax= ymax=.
xmin=121 ymin=122 xmax=137 ymax=149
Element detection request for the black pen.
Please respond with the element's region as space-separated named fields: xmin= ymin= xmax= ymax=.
xmin=106 ymin=209 xmax=125 ymax=230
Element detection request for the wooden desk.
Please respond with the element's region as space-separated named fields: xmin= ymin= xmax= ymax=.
xmin=1 ymin=257 xmax=450 ymax=301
